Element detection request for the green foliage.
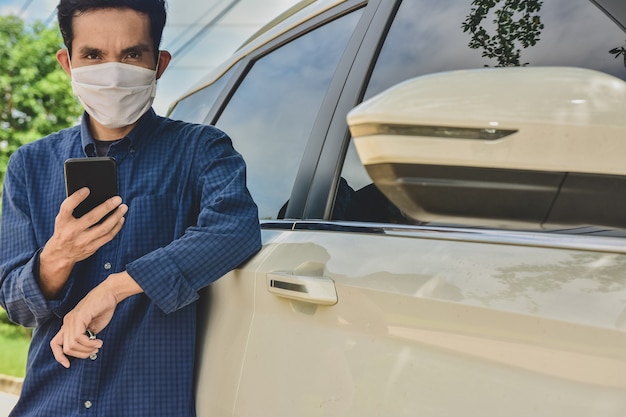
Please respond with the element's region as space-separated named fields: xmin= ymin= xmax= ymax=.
xmin=0 ymin=307 xmax=31 ymax=377
xmin=0 ymin=323 xmax=29 ymax=378
xmin=0 ymin=307 xmax=10 ymax=324
xmin=0 ymin=308 xmax=32 ymax=339
xmin=462 ymin=0 xmax=544 ymax=67
xmin=0 ymin=16 xmax=70 ymax=377
xmin=0 ymin=15 xmax=83 ymax=188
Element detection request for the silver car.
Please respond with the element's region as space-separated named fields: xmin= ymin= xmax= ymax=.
xmin=169 ymin=0 xmax=626 ymax=415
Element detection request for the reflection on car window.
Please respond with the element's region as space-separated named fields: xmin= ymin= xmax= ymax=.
xmin=365 ymin=0 xmax=626 ymax=100
xmin=337 ymin=0 xmax=626 ymax=226
xmin=168 ymin=69 xmax=233 ymax=123
xmin=216 ymin=9 xmax=363 ymax=220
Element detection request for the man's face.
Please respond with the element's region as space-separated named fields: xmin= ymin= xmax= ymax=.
xmin=70 ymin=7 xmax=156 ymax=70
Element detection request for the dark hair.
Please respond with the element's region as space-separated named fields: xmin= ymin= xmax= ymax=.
xmin=57 ymin=0 xmax=167 ymax=59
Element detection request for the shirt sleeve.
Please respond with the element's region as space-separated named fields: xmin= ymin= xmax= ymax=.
xmin=126 ymin=130 xmax=261 ymax=314
xmin=0 ymin=152 xmax=64 ymax=327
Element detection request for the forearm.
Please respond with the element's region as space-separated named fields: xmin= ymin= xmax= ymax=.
xmin=127 ymin=209 xmax=261 ymax=314
xmin=101 ymin=271 xmax=143 ymax=304
xmin=39 ymin=243 xmax=75 ymax=299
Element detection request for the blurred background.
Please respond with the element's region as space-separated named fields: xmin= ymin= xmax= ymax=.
xmin=0 ymin=0 xmax=302 ymax=114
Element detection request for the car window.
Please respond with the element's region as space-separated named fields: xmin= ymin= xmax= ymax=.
xmin=216 ymin=9 xmax=363 ymax=220
xmin=336 ymin=0 xmax=626 ymax=226
xmin=365 ymin=0 xmax=626 ymax=100
xmin=168 ymin=68 xmax=233 ymax=124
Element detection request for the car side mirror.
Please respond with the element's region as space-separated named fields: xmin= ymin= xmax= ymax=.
xmin=347 ymin=67 xmax=626 ymax=230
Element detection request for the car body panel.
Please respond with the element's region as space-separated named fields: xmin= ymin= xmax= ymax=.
xmin=193 ymin=254 xmax=267 ymax=416
xmin=210 ymin=225 xmax=626 ymax=417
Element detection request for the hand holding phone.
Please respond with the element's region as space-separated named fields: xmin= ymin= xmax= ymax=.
xmin=64 ymin=157 xmax=118 ymax=220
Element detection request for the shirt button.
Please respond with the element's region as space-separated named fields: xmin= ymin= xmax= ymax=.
xmin=104 ymin=262 xmax=112 ymax=271
xmin=90 ymin=353 xmax=98 ymax=361
xmin=84 ymin=400 xmax=93 ymax=409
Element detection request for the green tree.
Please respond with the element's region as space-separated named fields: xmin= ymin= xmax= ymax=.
xmin=462 ymin=0 xmax=544 ymax=67
xmin=0 ymin=15 xmax=82 ymax=191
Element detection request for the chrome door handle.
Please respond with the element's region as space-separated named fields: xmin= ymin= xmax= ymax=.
xmin=267 ymin=272 xmax=338 ymax=306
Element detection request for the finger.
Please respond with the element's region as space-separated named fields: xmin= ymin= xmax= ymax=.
xmin=97 ymin=203 xmax=128 ymax=230
xmin=50 ymin=330 xmax=71 ymax=368
xmin=65 ymin=316 xmax=104 ymax=349
xmin=79 ymin=196 xmax=123 ymax=227
xmin=83 ymin=205 xmax=127 ymax=250
xmin=62 ymin=330 xmax=102 ymax=359
xmin=59 ymin=187 xmax=90 ymax=218
xmin=63 ymin=314 xmax=104 ymax=356
xmin=75 ymin=333 xmax=103 ymax=350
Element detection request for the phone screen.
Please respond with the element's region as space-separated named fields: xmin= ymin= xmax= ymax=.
xmin=64 ymin=157 xmax=118 ymax=219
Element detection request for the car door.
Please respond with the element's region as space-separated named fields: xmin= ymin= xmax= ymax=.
xmin=237 ymin=226 xmax=626 ymax=417
xmin=192 ymin=2 xmax=370 ymax=416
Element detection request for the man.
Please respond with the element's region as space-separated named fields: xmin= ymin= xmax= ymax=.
xmin=0 ymin=0 xmax=261 ymax=415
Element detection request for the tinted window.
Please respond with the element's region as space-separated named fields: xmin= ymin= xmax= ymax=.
xmin=216 ymin=9 xmax=363 ymax=220
xmin=365 ymin=0 xmax=626 ymax=100
xmin=337 ymin=0 xmax=626 ymax=225
xmin=168 ymin=69 xmax=233 ymax=123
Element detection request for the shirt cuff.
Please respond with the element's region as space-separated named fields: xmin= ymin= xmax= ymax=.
xmin=126 ymin=248 xmax=199 ymax=314
xmin=13 ymin=250 xmax=63 ymax=326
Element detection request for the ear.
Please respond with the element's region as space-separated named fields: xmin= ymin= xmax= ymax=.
xmin=56 ymin=49 xmax=72 ymax=77
xmin=156 ymin=50 xmax=172 ymax=79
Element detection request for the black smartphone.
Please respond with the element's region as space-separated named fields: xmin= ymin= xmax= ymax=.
xmin=64 ymin=157 xmax=118 ymax=219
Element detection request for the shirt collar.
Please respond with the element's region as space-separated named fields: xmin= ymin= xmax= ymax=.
xmin=80 ymin=109 xmax=159 ymax=156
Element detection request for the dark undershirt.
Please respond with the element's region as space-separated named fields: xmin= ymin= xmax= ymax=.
xmin=93 ymin=139 xmax=122 ymax=156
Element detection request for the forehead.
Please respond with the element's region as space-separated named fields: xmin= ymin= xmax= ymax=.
xmin=72 ymin=8 xmax=153 ymax=52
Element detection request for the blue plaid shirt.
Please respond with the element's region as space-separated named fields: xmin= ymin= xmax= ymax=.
xmin=0 ymin=109 xmax=261 ymax=416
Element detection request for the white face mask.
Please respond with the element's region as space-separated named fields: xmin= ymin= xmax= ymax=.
xmin=71 ymin=61 xmax=158 ymax=129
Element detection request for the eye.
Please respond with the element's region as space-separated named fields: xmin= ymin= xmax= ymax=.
xmin=85 ymin=52 xmax=100 ymax=60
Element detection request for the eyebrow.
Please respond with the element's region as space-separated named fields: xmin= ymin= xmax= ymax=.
xmin=121 ymin=43 xmax=153 ymax=55
xmin=76 ymin=46 xmax=103 ymax=57
xmin=76 ymin=43 xmax=153 ymax=57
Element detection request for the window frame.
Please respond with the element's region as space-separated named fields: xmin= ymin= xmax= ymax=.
xmin=195 ymin=0 xmax=374 ymax=221
xmin=303 ymin=0 xmax=400 ymax=220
